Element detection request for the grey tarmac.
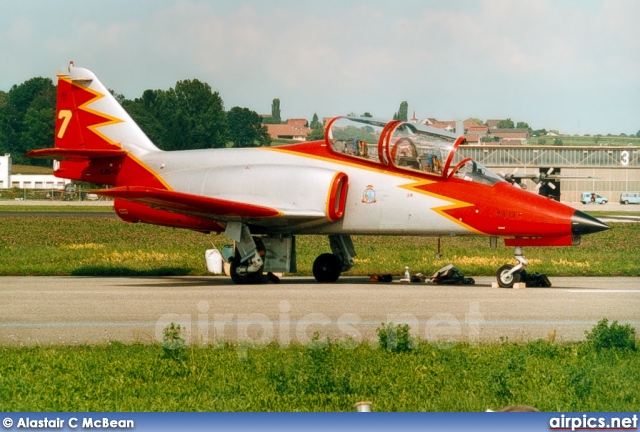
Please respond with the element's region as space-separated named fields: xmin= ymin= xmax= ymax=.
xmin=1 ymin=276 xmax=638 ymax=346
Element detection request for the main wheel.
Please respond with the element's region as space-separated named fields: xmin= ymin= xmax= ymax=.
xmin=497 ymin=264 xmax=521 ymax=288
xmin=229 ymin=237 xmax=266 ymax=284
xmin=313 ymin=253 xmax=341 ymax=283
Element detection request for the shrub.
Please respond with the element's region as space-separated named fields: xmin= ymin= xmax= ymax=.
xmin=585 ymin=318 xmax=637 ymax=351
xmin=161 ymin=322 xmax=187 ymax=359
xmin=377 ymin=322 xmax=415 ymax=353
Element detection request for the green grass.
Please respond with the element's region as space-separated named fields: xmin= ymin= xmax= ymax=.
xmin=0 ymin=215 xmax=638 ymax=276
xmin=0 ymin=205 xmax=113 ymax=212
xmin=0 ymin=338 xmax=638 ymax=412
xmin=1 ymin=212 xmax=637 ymax=412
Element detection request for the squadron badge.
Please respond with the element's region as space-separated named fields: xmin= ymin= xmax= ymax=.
xmin=362 ymin=185 xmax=376 ymax=204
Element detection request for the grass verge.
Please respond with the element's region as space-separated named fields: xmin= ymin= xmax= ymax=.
xmin=1 ymin=215 xmax=638 ymax=276
xmin=0 ymin=336 xmax=637 ymax=412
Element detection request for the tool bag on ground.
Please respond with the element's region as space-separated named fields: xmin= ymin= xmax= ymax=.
xmin=520 ymin=270 xmax=552 ymax=287
xmin=429 ymin=264 xmax=475 ymax=285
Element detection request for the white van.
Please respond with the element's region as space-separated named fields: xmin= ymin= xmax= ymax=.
xmin=581 ymin=192 xmax=608 ymax=204
xmin=620 ymin=192 xmax=640 ymax=205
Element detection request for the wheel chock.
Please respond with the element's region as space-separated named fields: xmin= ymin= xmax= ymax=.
xmin=492 ymin=281 xmax=526 ymax=289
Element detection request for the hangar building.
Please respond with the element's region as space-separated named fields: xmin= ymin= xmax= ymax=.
xmin=457 ymin=145 xmax=640 ymax=203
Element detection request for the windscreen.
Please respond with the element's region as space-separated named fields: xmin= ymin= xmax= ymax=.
xmin=450 ymin=159 xmax=505 ymax=186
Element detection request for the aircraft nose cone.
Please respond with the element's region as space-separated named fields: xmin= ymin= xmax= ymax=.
xmin=571 ymin=210 xmax=610 ymax=235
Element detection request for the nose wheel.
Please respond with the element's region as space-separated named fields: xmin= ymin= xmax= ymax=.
xmin=497 ymin=264 xmax=523 ymax=288
xmin=496 ymin=246 xmax=528 ymax=288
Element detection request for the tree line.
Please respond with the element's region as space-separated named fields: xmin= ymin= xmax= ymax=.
xmin=0 ymin=76 xmax=273 ymax=166
xmin=3 ymin=76 xmax=637 ymax=168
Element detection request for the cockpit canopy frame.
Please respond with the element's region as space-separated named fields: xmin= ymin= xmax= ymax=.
xmin=325 ymin=116 xmax=506 ymax=186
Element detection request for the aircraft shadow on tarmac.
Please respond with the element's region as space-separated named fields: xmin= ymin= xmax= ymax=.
xmin=106 ymin=275 xmax=562 ymax=289
xmin=71 ymin=266 xmax=192 ymax=277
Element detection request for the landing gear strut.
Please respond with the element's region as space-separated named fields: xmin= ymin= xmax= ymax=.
xmin=496 ymin=246 xmax=528 ymax=288
xmin=225 ymin=222 xmax=267 ymax=285
xmin=496 ymin=246 xmax=552 ymax=288
xmin=312 ymin=234 xmax=356 ymax=283
xmin=230 ymin=236 xmax=266 ymax=284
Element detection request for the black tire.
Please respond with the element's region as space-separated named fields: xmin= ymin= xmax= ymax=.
xmin=497 ymin=264 xmax=521 ymax=288
xmin=624 ymin=200 xmax=629 ymax=205
xmin=229 ymin=237 xmax=266 ymax=285
xmin=313 ymin=253 xmax=341 ymax=283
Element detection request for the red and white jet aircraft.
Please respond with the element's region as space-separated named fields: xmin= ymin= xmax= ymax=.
xmin=27 ymin=64 xmax=609 ymax=286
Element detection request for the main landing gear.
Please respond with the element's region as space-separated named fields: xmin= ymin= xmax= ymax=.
xmin=312 ymin=234 xmax=356 ymax=283
xmin=223 ymin=222 xmax=356 ymax=285
xmin=230 ymin=236 xmax=266 ymax=284
xmin=496 ymin=246 xmax=551 ymax=288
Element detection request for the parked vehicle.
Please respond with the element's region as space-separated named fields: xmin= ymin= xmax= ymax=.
xmin=581 ymin=192 xmax=608 ymax=204
xmin=620 ymin=192 xmax=640 ymax=205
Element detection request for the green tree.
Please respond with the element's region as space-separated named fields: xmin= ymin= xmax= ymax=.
xmin=307 ymin=113 xmax=325 ymax=141
xmin=636 ymin=130 xmax=640 ymax=138
xmin=553 ymin=137 xmax=563 ymax=146
xmin=271 ymin=98 xmax=281 ymax=124
xmin=261 ymin=98 xmax=282 ymax=125
xmin=227 ymin=106 xmax=271 ymax=148
xmin=393 ymin=101 xmax=408 ymax=122
xmin=361 ymin=112 xmax=373 ymax=118
xmin=0 ymin=91 xmax=9 ymax=155
xmin=122 ymin=97 xmax=167 ymax=148
xmin=19 ymin=106 xmax=55 ymax=165
xmin=310 ymin=113 xmax=321 ymax=130
xmin=129 ymin=80 xmax=228 ymax=151
xmin=532 ymin=129 xmax=547 ymax=137
xmin=172 ymin=79 xmax=227 ymax=150
xmin=5 ymin=77 xmax=56 ymax=164
xmin=497 ymin=118 xmax=514 ymax=129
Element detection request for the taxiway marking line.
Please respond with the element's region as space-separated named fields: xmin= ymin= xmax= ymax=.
xmin=2 ymin=321 xmax=640 ymax=328
xmin=567 ymin=289 xmax=640 ymax=293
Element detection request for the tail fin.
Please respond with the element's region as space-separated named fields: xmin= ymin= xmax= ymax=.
xmin=54 ymin=62 xmax=160 ymax=155
xmin=26 ymin=63 xmax=168 ymax=189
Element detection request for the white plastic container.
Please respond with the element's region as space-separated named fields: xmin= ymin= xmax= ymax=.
xmin=205 ymin=249 xmax=223 ymax=274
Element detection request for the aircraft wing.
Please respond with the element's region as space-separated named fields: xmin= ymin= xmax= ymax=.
xmin=95 ymin=186 xmax=327 ymax=222
xmin=25 ymin=148 xmax=127 ymax=161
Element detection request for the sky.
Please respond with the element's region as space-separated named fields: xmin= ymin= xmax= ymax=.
xmin=1 ymin=0 xmax=638 ymax=136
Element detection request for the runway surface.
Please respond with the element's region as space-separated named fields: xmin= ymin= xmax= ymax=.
xmin=1 ymin=276 xmax=638 ymax=346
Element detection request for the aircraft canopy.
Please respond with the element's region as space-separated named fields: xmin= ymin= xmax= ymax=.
xmin=325 ymin=116 xmax=504 ymax=185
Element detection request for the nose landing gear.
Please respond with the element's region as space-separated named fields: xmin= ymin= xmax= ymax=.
xmin=496 ymin=246 xmax=552 ymax=288
xmin=496 ymin=246 xmax=528 ymax=288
